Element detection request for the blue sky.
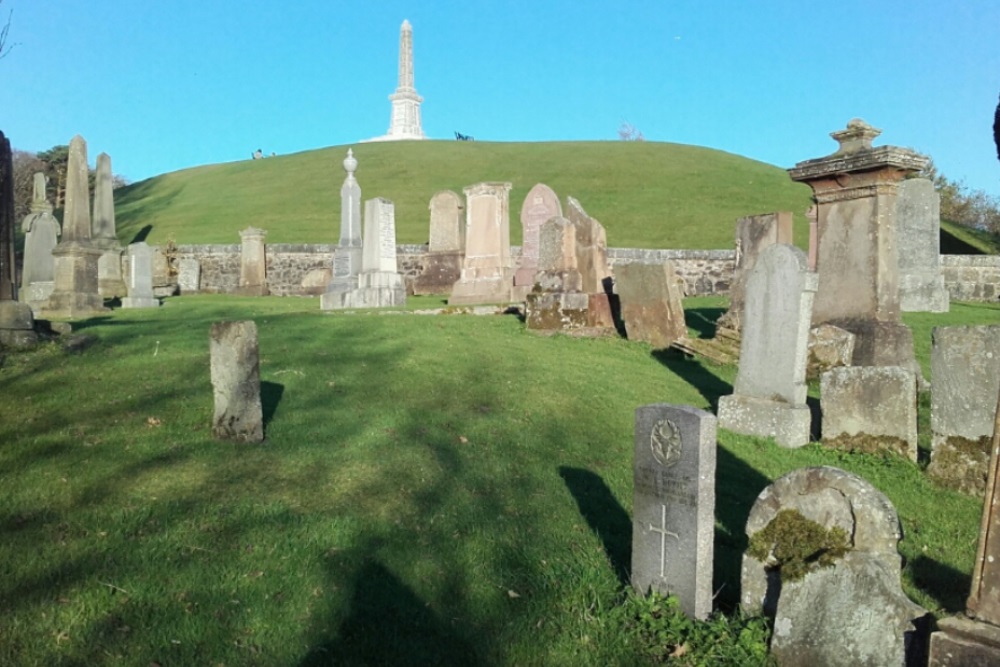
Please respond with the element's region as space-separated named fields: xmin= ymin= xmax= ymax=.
xmin=4 ymin=1 xmax=999 ymax=198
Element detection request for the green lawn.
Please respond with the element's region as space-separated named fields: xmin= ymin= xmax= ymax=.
xmin=0 ymin=296 xmax=994 ymax=665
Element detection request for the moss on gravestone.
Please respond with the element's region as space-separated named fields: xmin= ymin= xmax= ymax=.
xmin=747 ymin=508 xmax=850 ymax=582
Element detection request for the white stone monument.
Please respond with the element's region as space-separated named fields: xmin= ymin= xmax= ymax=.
xmin=121 ymin=242 xmax=160 ymax=309
xmin=367 ymin=20 xmax=426 ymax=142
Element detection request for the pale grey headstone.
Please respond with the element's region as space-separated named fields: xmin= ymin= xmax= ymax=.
xmin=210 ymin=320 xmax=263 ymax=442
xmin=820 ymin=366 xmax=917 ymax=460
xmin=121 ymin=242 xmax=160 ymax=308
xmin=177 ymin=258 xmax=201 ymax=294
xmin=92 ymin=152 xmax=118 ymax=244
xmin=897 ymin=179 xmax=949 ymax=313
xmin=323 ymin=150 xmax=363 ymax=304
xmin=20 ymin=210 xmax=61 ymax=287
xmin=632 ymin=404 xmax=716 ymax=620
xmin=238 ymin=227 xmax=268 ymax=296
xmin=428 ymin=190 xmax=464 ymax=253
xmin=718 ymin=244 xmax=816 ymax=447
xmin=362 ymin=197 xmax=398 ymax=274
xmin=324 ymin=198 xmax=405 ymax=309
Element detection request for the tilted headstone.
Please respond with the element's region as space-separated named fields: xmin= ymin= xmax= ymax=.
xmin=821 ymin=366 xmax=918 ymax=460
xmin=177 ymin=258 xmax=201 ymax=294
xmin=413 ymin=190 xmax=465 ymax=295
xmin=715 ymin=211 xmax=793 ymax=335
xmin=789 ymin=119 xmax=925 ymax=373
xmin=565 ymin=196 xmax=611 ymax=295
xmin=210 ymin=320 xmax=264 ymax=442
xmin=514 ymin=183 xmax=562 ymax=288
xmin=0 ymin=132 xmax=15 ymax=301
xmin=741 ymin=466 xmax=928 ymax=667
xmin=41 ymin=135 xmax=106 ymax=319
xmin=928 ymin=325 xmax=1000 ymax=495
xmin=92 ymin=152 xmax=126 ymax=298
xmin=20 ymin=172 xmax=61 ymax=307
xmin=121 ymin=242 xmax=160 ymax=309
xmin=327 ymin=198 xmax=406 ymax=308
xmin=897 ymin=178 xmax=949 ymax=313
xmin=615 ymin=262 xmax=687 ymax=349
xmin=524 ymin=217 xmax=589 ymax=330
xmin=237 ymin=227 xmax=268 ymax=296
xmin=632 ymin=404 xmax=716 ymax=620
xmin=322 ymin=149 xmax=363 ymax=304
xmin=448 ymin=182 xmax=514 ymax=306
xmin=718 ymin=244 xmax=816 ymax=447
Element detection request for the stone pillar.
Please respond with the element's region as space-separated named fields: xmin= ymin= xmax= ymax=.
xmin=0 ymin=131 xmax=15 ymax=301
xmin=788 ymin=119 xmax=926 ymax=370
xmin=41 ymin=135 xmax=106 ymax=319
xmin=92 ymin=152 xmax=126 ymax=298
xmin=322 ymin=150 xmax=363 ymax=306
xmin=383 ymin=19 xmax=425 ymax=140
xmin=237 ymin=227 xmax=268 ymax=296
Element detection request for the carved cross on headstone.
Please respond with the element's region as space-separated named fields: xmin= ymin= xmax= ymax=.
xmin=648 ymin=503 xmax=680 ymax=578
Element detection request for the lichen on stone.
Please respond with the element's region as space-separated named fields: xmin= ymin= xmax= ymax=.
xmin=747 ymin=508 xmax=851 ymax=582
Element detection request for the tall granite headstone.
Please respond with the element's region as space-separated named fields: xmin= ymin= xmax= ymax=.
xmin=632 ymin=404 xmax=716 ymax=620
xmin=928 ymin=325 xmax=1000 ymax=495
xmin=718 ymin=244 xmax=817 ymax=447
xmin=237 ymin=227 xmax=268 ymax=296
xmin=326 ymin=198 xmax=406 ymax=308
xmin=449 ymin=182 xmax=514 ymax=306
xmin=121 ymin=242 xmax=160 ymax=309
xmin=20 ymin=172 xmax=61 ymax=307
xmin=897 ymin=178 xmax=949 ymax=313
xmin=321 ymin=149 xmax=363 ymax=307
xmin=41 ymin=135 xmax=106 ymax=319
xmin=412 ymin=190 xmax=465 ymax=295
xmin=514 ymin=183 xmax=562 ymax=288
xmin=615 ymin=262 xmax=687 ymax=349
xmin=210 ymin=320 xmax=264 ymax=442
xmin=92 ymin=152 xmax=126 ymax=298
xmin=715 ymin=211 xmax=794 ymax=335
xmin=742 ymin=467 xmax=928 ymax=667
xmin=789 ymin=119 xmax=925 ymax=373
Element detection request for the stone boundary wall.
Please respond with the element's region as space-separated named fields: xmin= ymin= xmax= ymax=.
xmin=941 ymin=255 xmax=1000 ymax=302
xmin=156 ymin=243 xmax=996 ymax=301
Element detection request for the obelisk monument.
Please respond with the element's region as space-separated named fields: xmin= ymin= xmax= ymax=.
xmin=369 ymin=20 xmax=425 ymax=141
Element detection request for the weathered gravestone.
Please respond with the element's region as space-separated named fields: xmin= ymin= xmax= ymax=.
xmin=514 ymin=183 xmax=562 ymax=288
xmin=741 ymin=466 xmax=928 ymax=667
xmin=210 ymin=320 xmax=264 ymax=442
xmin=615 ymin=262 xmax=686 ymax=349
xmin=718 ymin=244 xmax=816 ymax=447
xmin=20 ymin=172 xmax=61 ymax=308
xmin=412 ymin=190 xmax=464 ymax=295
xmin=929 ymin=325 xmax=1000 ymax=495
xmin=321 ymin=150 xmax=363 ymax=307
xmin=789 ymin=119 xmax=924 ymax=374
xmin=0 ymin=300 xmax=38 ymax=349
xmin=449 ymin=182 xmax=514 ymax=306
xmin=524 ymin=216 xmax=590 ymax=330
xmin=632 ymin=404 xmax=716 ymax=620
xmin=715 ymin=211 xmax=794 ymax=335
xmin=0 ymin=131 xmax=14 ymax=302
xmin=327 ymin=198 xmax=406 ymax=308
xmin=92 ymin=152 xmax=126 ymax=298
xmin=121 ymin=242 xmax=160 ymax=309
xmin=237 ymin=227 xmax=268 ymax=296
xmin=821 ymin=366 xmax=917 ymax=461
xmin=897 ymin=178 xmax=949 ymax=313
xmin=177 ymin=258 xmax=201 ymax=294
xmin=565 ymin=197 xmax=611 ymax=295
xmin=806 ymin=323 xmax=855 ymax=378
xmin=929 ymin=388 xmax=1000 ymax=664
xmin=41 ymin=135 xmax=107 ymax=319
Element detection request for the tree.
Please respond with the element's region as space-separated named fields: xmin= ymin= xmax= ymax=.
xmin=11 ymin=149 xmax=44 ymax=222
xmin=920 ymin=158 xmax=1000 ymax=234
xmin=0 ymin=0 xmax=15 ymax=60
xmin=35 ymin=145 xmax=69 ymax=209
xmin=618 ymin=121 xmax=645 ymax=142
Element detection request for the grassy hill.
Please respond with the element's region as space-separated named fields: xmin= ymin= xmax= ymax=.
xmin=113 ymin=141 xmax=815 ymax=250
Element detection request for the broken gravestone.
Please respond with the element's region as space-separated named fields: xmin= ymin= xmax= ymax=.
xmin=210 ymin=320 xmax=264 ymax=442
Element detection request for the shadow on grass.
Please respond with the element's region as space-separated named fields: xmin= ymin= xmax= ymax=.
xmin=261 ymin=380 xmax=284 ymax=428
xmin=299 ymin=559 xmax=479 ymax=666
xmin=130 ymin=225 xmax=153 ymax=244
xmin=807 ymin=395 xmax=822 ymax=442
xmin=559 ymin=466 xmax=632 ymax=586
xmin=909 ymin=555 xmax=972 ymax=613
xmin=651 ymin=348 xmax=732 ymax=412
xmin=684 ymin=305 xmax=726 ymax=340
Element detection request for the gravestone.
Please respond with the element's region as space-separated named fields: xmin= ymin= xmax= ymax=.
xmin=177 ymin=258 xmax=201 ymax=294
xmin=92 ymin=152 xmax=126 ymax=298
xmin=715 ymin=211 xmax=793 ymax=335
xmin=210 ymin=320 xmax=264 ymax=442
xmin=121 ymin=242 xmax=160 ymax=308
xmin=0 ymin=300 xmax=38 ymax=349
xmin=448 ymin=182 xmax=514 ymax=306
xmin=897 ymin=178 xmax=949 ymax=313
xmin=41 ymin=135 xmax=107 ymax=319
xmin=327 ymin=198 xmax=406 ymax=308
xmin=807 ymin=323 xmax=855 ymax=378
xmin=632 ymin=404 xmax=716 ymax=620
xmin=929 ymin=388 xmax=1000 ymax=664
xmin=514 ymin=183 xmax=562 ymax=288
xmin=20 ymin=172 xmax=61 ymax=308
xmin=615 ymin=262 xmax=686 ymax=348
xmin=321 ymin=149 xmax=363 ymax=306
xmin=237 ymin=227 xmax=268 ymax=296
xmin=0 ymin=131 xmax=14 ymax=301
xmin=789 ymin=119 xmax=925 ymax=373
xmin=821 ymin=366 xmax=918 ymax=461
xmin=718 ymin=245 xmax=816 ymax=447
xmin=565 ymin=196 xmax=611 ymax=295
xmin=741 ymin=466 xmax=928 ymax=666
xmin=524 ymin=217 xmax=589 ymax=330
xmin=928 ymin=325 xmax=1000 ymax=495
xmin=412 ymin=190 xmax=464 ymax=295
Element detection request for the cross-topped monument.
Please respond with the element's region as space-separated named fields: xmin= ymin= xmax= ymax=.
xmin=369 ymin=20 xmax=426 ymax=142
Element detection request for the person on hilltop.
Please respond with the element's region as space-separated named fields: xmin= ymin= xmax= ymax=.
xmin=252 ymin=148 xmax=263 ymax=160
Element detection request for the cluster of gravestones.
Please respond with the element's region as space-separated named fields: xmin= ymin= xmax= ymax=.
xmin=0 ymin=133 xmax=160 ymax=350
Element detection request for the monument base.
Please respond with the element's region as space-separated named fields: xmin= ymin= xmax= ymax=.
xmin=412 ymin=252 xmax=463 ymax=295
xmin=321 ymin=272 xmax=406 ymax=310
xmin=0 ymin=301 xmax=39 ymax=349
xmin=717 ymin=394 xmax=812 ymax=448
xmin=42 ymin=242 xmax=108 ymax=320
xmin=929 ymin=615 xmax=1000 ymax=666
xmin=448 ymin=269 xmax=515 ymax=306
xmin=122 ymin=296 xmax=161 ymax=309
xmin=928 ymin=435 xmax=991 ymax=496
xmin=97 ymin=247 xmax=126 ymax=299
xmin=235 ymin=285 xmax=269 ymax=297
xmin=21 ymin=281 xmax=55 ymax=313
xmin=525 ymin=291 xmax=589 ymax=330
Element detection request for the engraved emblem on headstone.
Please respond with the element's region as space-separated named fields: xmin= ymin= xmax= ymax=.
xmin=650 ymin=419 xmax=682 ymax=467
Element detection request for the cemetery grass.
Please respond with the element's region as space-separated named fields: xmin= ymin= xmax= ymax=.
xmin=0 ymin=296 xmax=994 ymax=665
xmin=111 ymin=140 xmax=814 ymax=251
